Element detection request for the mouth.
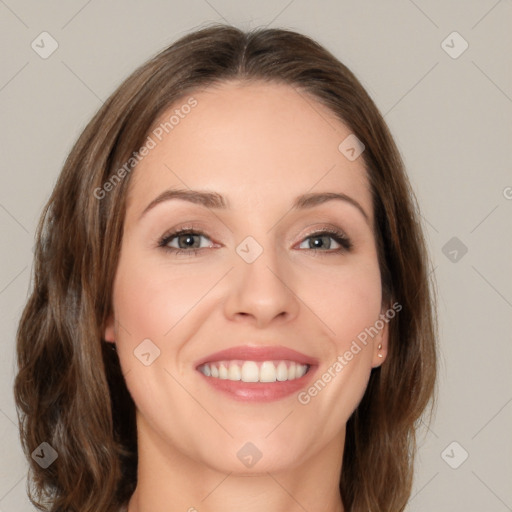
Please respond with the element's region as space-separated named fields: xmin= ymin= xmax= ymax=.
xmin=195 ymin=345 xmax=318 ymax=402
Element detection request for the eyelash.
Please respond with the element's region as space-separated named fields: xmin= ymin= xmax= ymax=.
xmin=157 ymin=226 xmax=353 ymax=257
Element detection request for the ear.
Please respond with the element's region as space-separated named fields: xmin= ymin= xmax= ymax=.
xmin=103 ymin=313 xmax=116 ymax=343
xmin=371 ymin=308 xmax=390 ymax=368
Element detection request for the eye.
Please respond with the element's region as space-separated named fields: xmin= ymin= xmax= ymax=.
xmin=297 ymin=228 xmax=353 ymax=254
xmin=158 ymin=228 xmax=215 ymax=256
xmin=157 ymin=226 xmax=353 ymax=257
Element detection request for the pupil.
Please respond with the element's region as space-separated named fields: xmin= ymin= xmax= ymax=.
xmin=180 ymin=235 xmax=197 ymax=248
xmin=312 ymin=236 xmax=329 ymax=249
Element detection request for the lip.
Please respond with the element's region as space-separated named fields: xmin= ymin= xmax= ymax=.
xmin=195 ymin=345 xmax=319 ymax=367
xmin=195 ymin=345 xmax=319 ymax=402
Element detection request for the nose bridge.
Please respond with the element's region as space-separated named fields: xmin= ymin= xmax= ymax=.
xmin=223 ymin=231 xmax=300 ymax=327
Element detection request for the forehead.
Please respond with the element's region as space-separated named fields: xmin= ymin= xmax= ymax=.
xmin=125 ymin=80 xmax=372 ymax=224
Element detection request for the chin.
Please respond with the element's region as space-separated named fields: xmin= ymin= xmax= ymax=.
xmin=190 ymin=433 xmax=313 ymax=476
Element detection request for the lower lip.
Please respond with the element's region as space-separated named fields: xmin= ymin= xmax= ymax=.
xmin=197 ymin=367 xmax=317 ymax=402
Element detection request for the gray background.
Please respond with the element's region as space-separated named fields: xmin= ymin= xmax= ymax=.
xmin=1 ymin=1 xmax=511 ymax=510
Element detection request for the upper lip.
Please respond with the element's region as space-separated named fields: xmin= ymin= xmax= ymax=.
xmin=194 ymin=345 xmax=319 ymax=368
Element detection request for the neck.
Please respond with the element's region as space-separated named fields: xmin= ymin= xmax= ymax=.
xmin=127 ymin=413 xmax=346 ymax=512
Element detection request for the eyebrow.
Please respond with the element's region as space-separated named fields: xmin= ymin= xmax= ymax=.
xmin=139 ymin=188 xmax=369 ymax=223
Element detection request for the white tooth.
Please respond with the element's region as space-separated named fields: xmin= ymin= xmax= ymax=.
xmin=241 ymin=361 xmax=259 ymax=382
xmin=219 ymin=363 xmax=228 ymax=379
xmin=276 ymin=361 xmax=288 ymax=381
xmin=205 ymin=360 xmax=307 ymax=381
xmin=296 ymin=364 xmax=307 ymax=378
xmin=260 ymin=361 xmax=277 ymax=382
xmin=228 ymin=362 xmax=241 ymax=380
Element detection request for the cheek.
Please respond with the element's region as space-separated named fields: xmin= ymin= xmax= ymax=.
xmin=299 ymin=256 xmax=383 ymax=347
xmin=293 ymin=255 xmax=382 ymax=408
xmin=109 ymin=253 xmax=217 ymax=431
xmin=293 ymin=269 xmax=380 ymax=442
xmin=111 ymin=254 xmax=220 ymax=343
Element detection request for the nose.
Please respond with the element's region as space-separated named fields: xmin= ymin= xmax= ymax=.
xmin=223 ymin=243 xmax=300 ymax=329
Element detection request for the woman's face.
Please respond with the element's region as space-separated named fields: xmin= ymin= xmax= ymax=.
xmin=104 ymin=81 xmax=388 ymax=474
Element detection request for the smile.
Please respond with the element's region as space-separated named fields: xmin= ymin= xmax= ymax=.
xmin=194 ymin=345 xmax=318 ymax=401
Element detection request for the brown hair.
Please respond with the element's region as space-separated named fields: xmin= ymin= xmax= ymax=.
xmin=14 ymin=24 xmax=437 ymax=512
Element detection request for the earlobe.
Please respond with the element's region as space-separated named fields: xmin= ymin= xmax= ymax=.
xmin=372 ymin=315 xmax=389 ymax=368
xmin=103 ymin=314 xmax=116 ymax=343
xmin=372 ymin=340 xmax=387 ymax=368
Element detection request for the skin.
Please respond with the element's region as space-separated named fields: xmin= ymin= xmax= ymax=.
xmin=104 ymin=81 xmax=389 ymax=512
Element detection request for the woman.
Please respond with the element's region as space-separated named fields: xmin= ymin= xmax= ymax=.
xmin=14 ymin=24 xmax=437 ymax=512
